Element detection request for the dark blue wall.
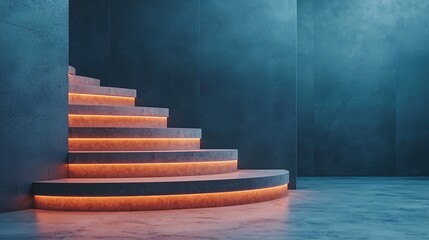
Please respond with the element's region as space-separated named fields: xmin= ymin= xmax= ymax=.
xmin=298 ymin=0 xmax=429 ymax=176
xmin=69 ymin=0 xmax=110 ymax=81
xmin=0 ymin=0 xmax=69 ymax=212
xmin=199 ymin=0 xmax=297 ymax=188
xmin=69 ymin=0 xmax=298 ymax=188
xmin=109 ymin=0 xmax=200 ymax=128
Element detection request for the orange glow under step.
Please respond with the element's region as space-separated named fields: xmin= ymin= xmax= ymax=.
xmin=68 ymin=138 xmax=201 ymax=151
xmin=69 ymin=114 xmax=168 ymax=128
xmin=34 ymin=184 xmax=288 ymax=211
xmin=69 ymin=93 xmax=135 ymax=106
xmin=69 ymin=160 xmax=238 ymax=178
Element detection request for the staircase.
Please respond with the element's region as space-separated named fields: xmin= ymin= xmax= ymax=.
xmin=32 ymin=66 xmax=289 ymax=211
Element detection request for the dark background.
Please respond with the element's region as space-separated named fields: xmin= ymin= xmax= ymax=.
xmin=0 ymin=0 xmax=69 ymax=212
xmin=298 ymin=0 xmax=429 ymax=176
xmin=70 ymin=0 xmax=298 ymax=188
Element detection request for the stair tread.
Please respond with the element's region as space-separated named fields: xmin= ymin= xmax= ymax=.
xmin=69 ymin=84 xmax=137 ymax=97
xmin=35 ymin=170 xmax=287 ymax=183
xmin=68 ymin=149 xmax=238 ymax=163
xmin=69 ymin=127 xmax=202 ymax=138
xmin=33 ymin=170 xmax=289 ymax=196
xmin=69 ymin=104 xmax=169 ymax=117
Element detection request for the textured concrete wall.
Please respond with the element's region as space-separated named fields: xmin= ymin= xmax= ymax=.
xmin=298 ymin=0 xmax=429 ymax=176
xmin=69 ymin=0 xmax=298 ymax=188
xmin=199 ymin=0 xmax=297 ymax=188
xmin=0 ymin=0 xmax=69 ymax=212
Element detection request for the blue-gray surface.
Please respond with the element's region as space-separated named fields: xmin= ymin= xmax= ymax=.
xmin=298 ymin=0 xmax=429 ymax=176
xmin=0 ymin=1 xmax=69 ymax=212
xmin=0 ymin=177 xmax=428 ymax=239
xmin=69 ymin=0 xmax=297 ymax=188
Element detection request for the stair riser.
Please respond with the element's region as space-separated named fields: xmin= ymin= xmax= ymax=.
xmin=68 ymin=160 xmax=237 ymax=178
xmin=69 ymin=105 xmax=169 ymax=117
xmin=69 ymin=93 xmax=135 ymax=106
xmin=34 ymin=184 xmax=287 ymax=211
xmin=68 ymin=139 xmax=201 ymax=151
xmin=68 ymin=75 xmax=100 ymax=86
xmin=68 ymin=150 xmax=238 ymax=164
xmin=33 ymin=171 xmax=288 ymax=196
xmin=69 ymin=115 xmax=168 ymax=128
xmin=69 ymin=127 xmax=201 ymax=138
xmin=69 ymin=85 xmax=137 ymax=98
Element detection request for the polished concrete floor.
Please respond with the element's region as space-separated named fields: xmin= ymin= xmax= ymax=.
xmin=0 ymin=177 xmax=428 ymax=240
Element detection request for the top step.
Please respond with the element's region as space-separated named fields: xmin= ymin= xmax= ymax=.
xmin=69 ymin=75 xmax=100 ymax=86
xmin=68 ymin=66 xmax=76 ymax=75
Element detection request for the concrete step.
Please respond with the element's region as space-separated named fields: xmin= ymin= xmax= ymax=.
xmin=69 ymin=92 xmax=135 ymax=107
xmin=69 ymin=105 xmax=168 ymax=128
xmin=69 ymin=114 xmax=168 ymax=128
xmin=68 ymin=149 xmax=238 ymax=164
xmin=69 ymin=127 xmax=201 ymax=138
xmin=68 ymin=150 xmax=238 ymax=178
xmin=68 ymin=66 xmax=76 ymax=75
xmin=69 ymin=105 xmax=169 ymax=117
xmin=68 ymin=127 xmax=201 ymax=151
xmin=33 ymin=170 xmax=289 ymax=211
xmin=69 ymin=85 xmax=137 ymax=98
xmin=68 ymin=75 xmax=100 ymax=86
xmin=68 ymin=160 xmax=238 ymax=178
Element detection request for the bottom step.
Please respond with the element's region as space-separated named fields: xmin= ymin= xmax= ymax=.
xmin=33 ymin=170 xmax=289 ymax=211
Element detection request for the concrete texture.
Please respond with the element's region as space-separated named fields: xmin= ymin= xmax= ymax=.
xmin=199 ymin=0 xmax=297 ymax=189
xmin=69 ymin=92 xmax=135 ymax=107
xmin=1 ymin=177 xmax=428 ymax=239
xmin=0 ymin=0 xmax=69 ymax=212
xmin=69 ymin=84 xmax=137 ymax=97
xmin=68 ymin=114 xmax=168 ymax=128
xmin=68 ymin=75 xmax=101 ymax=86
xmin=69 ymin=0 xmax=297 ymax=188
xmin=68 ymin=138 xmax=201 ymax=151
xmin=33 ymin=170 xmax=289 ymax=196
xmin=69 ymin=105 xmax=169 ymax=117
xmin=298 ymin=0 xmax=429 ymax=176
xmin=68 ymin=66 xmax=76 ymax=75
xmin=69 ymin=127 xmax=202 ymax=138
xmin=68 ymin=149 xmax=238 ymax=164
xmin=68 ymin=160 xmax=238 ymax=178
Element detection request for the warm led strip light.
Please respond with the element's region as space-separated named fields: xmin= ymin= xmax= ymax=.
xmin=68 ymin=160 xmax=238 ymax=178
xmin=68 ymin=93 xmax=135 ymax=106
xmin=69 ymin=138 xmax=201 ymax=141
xmin=34 ymin=184 xmax=288 ymax=211
xmin=68 ymin=114 xmax=168 ymax=128
xmin=69 ymin=114 xmax=167 ymax=119
xmin=68 ymin=138 xmax=201 ymax=151
xmin=68 ymin=93 xmax=135 ymax=100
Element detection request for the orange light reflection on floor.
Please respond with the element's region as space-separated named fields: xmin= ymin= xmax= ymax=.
xmin=68 ymin=160 xmax=238 ymax=178
xmin=34 ymin=184 xmax=288 ymax=211
xmin=68 ymin=93 xmax=135 ymax=106
xmin=68 ymin=114 xmax=167 ymax=128
xmin=68 ymin=138 xmax=201 ymax=151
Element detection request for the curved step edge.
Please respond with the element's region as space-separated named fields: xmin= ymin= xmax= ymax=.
xmin=33 ymin=170 xmax=288 ymax=196
xmin=68 ymin=149 xmax=238 ymax=164
xmin=33 ymin=170 xmax=288 ymax=211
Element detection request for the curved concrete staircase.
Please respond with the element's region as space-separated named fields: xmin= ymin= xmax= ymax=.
xmin=32 ymin=66 xmax=289 ymax=211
